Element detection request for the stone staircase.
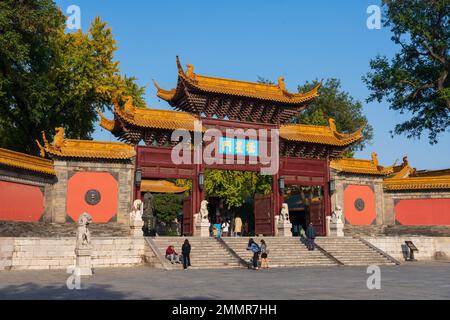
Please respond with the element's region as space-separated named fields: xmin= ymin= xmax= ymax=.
xmin=149 ymin=237 xmax=242 ymax=270
xmin=223 ymin=237 xmax=338 ymax=267
xmin=315 ymin=237 xmax=396 ymax=266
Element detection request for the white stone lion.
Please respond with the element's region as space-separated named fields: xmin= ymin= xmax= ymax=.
xmin=279 ymin=203 xmax=290 ymax=223
xmin=76 ymin=212 xmax=92 ymax=247
xmin=129 ymin=199 xmax=143 ymax=222
xmin=200 ymin=200 xmax=209 ymax=222
xmin=331 ymin=205 xmax=343 ymax=224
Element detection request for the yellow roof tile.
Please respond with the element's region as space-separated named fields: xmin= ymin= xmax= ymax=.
xmin=36 ymin=128 xmax=135 ymax=160
xmin=99 ymin=96 xmax=203 ymax=132
xmin=154 ymin=56 xmax=320 ymax=104
xmin=279 ymin=118 xmax=364 ymax=146
xmin=383 ymin=157 xmax=450 ymax=190
xmin=0 ymin=148 xmax=55 ymax=175
xmin=330 ymin=152 xmax=393 ymax=175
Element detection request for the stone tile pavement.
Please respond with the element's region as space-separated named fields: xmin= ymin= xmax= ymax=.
xmin=0 ymin=261 xmax=449 ymax=300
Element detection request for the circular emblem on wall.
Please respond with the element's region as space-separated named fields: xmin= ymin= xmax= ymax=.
xmin=354 ymin=198 xmax=365 ymax=211
xmin=85 ymin=189 xmax=101 ymax=206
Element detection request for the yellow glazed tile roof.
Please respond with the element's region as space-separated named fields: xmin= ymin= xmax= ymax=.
xmin=331 ymin=152 xmax=393 ymax=175
xmin=0 ymin=148 xmax=55 ymax=175
xmin=383 ymin=157 xmax=450 ymax=190
xmin=154 ymin=56 xmax=320 ymax=104
xmin=140 ymin=180 xmax=189 ymax=193
xmin=279 ymin=118 xmax=364 ymax=146
xmin=36 ymin=128 xmax=135 ymax=160
xmin=98 ymin=96 xmax=203 ymax=132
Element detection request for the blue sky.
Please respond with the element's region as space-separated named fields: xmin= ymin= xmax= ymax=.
xmin=56 ymin=0 xmax=449 ymax=170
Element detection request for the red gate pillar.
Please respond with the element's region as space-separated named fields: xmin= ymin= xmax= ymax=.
xmin=271 ymin=173 xmax=282 ymax=235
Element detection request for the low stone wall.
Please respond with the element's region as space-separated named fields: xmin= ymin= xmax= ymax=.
xmin=363 ymin=236 xmax=450 ymax=261
xmin=0 ymin=237 xmax=145 ymax=271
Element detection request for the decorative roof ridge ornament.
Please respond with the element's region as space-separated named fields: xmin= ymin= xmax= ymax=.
xmin=97 ymin=108 xmax=115 ymax=132
xmin=176 ymin=55 xmax=185 ymax=77
xmin=371 ymin=152 xmax=379 ymax=168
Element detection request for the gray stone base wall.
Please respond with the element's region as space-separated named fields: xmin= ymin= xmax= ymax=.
xmin=0 ymin=237 xmax=145 ymax=271
xmin=364 ymin=236 xmax=450 ymax=261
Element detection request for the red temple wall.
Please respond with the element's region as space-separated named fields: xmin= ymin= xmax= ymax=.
xmin=66 ymin=172 xmax=118 ymax=223
xmin=343 ymin=184 xmax=376 ymax=225
xmin=0 ymin=180 xmax=45 ymax=222
xmin=395 ymin=198 xmax=450 ymax=225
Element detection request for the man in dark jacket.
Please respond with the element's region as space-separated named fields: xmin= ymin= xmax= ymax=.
xmin=181 ymin=239 xmax=191 ymax=270
xmin=306 ymin=222 xmax=316 ymax=250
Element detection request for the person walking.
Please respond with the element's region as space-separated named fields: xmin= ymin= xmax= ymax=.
xmin=181 ymin=239 xmax=191 ymax=270
xmin=306 ymin=222 xmax=316 ymax=250
xmin=247 ymin=238 xmax=261 ymax=270
xmin=260 ymin=239 xmax=269 ymax=269
xmin=234 ymin=215 xmax=242 ymax=237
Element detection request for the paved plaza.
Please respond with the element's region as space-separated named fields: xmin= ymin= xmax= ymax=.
xmin=0 ymin=261 xmax=449 ymax=300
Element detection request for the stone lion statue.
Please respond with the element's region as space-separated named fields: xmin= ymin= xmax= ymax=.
xmin=279 ymin=203 xmax=289 ymax=223
xmin=200 ymin=200 xmax=209 ymax=222
xmin=331 ymin=205 xmax=343 ymax=224
xmin=129 ymin=199 xmax=143 ymax=222
xmin=76 ymin=212 xmax=92 ymax=247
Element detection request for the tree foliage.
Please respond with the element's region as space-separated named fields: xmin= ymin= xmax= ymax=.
xmin=295 ymin=79 xmax=372 ymax=157
xmin=152 ymin=193 xmax=182 ymax=223
xmin=0 ymin=0 xmax=145 ymax=154
xmin=363 ymin=0 xmax=449 ymax=144
xmin=204 ymin=170 xmax=272 ymax=209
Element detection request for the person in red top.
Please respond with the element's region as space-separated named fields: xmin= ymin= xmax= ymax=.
xmin=165 ymin=245 xmax=181 ymax=264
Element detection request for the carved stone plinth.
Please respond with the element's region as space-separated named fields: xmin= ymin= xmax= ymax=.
xmin=196 ymin=221 xmax=210 ymax=237
xmin=329 ymin=221 xmax=344 ymax=237
xmin=130 ymin=220 xmax=144 ymax=237
xmin=75 ymin=247 xmax=93 ymax=276
xmin=277 ymin=221 xmax=293 ymax=237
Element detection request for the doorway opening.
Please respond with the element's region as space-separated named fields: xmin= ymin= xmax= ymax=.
xmin=284 ymin=185 xmax=324 ymax=236
xmin=204 ymin=169 xmax=273 ymax=236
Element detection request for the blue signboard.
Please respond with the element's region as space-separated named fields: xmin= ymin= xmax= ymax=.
xmin=218 ymin=137 xmax=259 ymax=156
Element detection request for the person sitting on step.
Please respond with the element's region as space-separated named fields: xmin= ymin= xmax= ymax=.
xmin=165 ymin=245 xmax=181 ymax=264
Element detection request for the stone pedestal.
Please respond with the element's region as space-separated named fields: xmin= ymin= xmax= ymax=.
xmin=196 ymin=221 xmax=211 ymax=237
xmin=277 ymin=221 xmax=293 ymax=237
xmin=130 ymin=220 xmax=144 ymax=237
xmin=329 ymin=221 xmax=344 ymax=237
xmin=74 ymin=247 xmax=93 ymax=276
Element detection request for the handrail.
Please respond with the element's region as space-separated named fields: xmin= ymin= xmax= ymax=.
xmin=144 ymin=237 xmax=173 ymax=270
xmin=308 ymin=239 xmax=344 ymax=266
xmin=217 ymin=237 xmax=250 ymax=268
xmin=353 ymin=235 xmax=402 ymax=265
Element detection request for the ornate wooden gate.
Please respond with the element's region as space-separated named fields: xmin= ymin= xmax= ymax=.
xmin=310 ymin=199 xmax=324 ymax=236
xmin=182 ymin=195 xmax=193 ymax=236
xmin=254 ymin=193 xmax=274 ymax=236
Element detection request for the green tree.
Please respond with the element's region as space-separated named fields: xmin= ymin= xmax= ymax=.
xmin=295 ymin=79 xmax=373 ymax=157
xmin=363 ymin=0 xmax=449 ymax=144
xmin=0 ymin=0 xmax=145 ymax=154
xmin=152 ymin=193 xmax=182 ymax=224
xmin=204 ymin=170 xmax=272 ymax=209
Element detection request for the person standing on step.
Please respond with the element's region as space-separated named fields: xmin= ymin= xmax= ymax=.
xmin=181 ymin=239 xmax=191 ymax=270
xmin=247 ymin=238 xmax=261 ymax=270
xmin=221 ymin=219 xmax=230 ymax=237
xmin=306 ymin=222 xmax=316 ymax=251
xmin=260 ymin=239 xmax=269 ymax=269
xmin=234 ymin=215 xmax=242 ymax=237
